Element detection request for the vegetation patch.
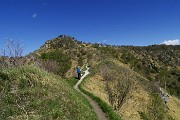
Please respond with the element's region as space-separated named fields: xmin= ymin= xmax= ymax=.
xmin=0 ymin=66 xmax=98 ymax=120
xmin=40 ymin=49 xmax=71 ymax=77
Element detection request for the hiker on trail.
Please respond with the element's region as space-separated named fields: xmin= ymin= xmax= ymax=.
xmin=77 ymin=66 xmax=81 ymax=80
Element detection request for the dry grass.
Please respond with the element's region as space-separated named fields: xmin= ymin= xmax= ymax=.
xmin=118 ymin=83 xmax=150 ymax=120
xmin=83 ymin=58 xmax=180 ymax=119
xmin=167 ymin=95 xmax=180 ymax=120
xmin=82 ymin=60 xmax=162 ymax=120
xmin=83 ymin=74 xmax=151 ymax=120
xmin=83 ymin=74 xmax=109 ymax=104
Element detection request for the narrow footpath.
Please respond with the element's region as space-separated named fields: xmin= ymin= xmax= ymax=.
xmin=74 ymin=66 xmax=108 ymax=120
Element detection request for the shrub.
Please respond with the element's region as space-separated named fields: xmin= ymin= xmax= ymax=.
xmin=40 ymin=49 xmax=71 ymax=77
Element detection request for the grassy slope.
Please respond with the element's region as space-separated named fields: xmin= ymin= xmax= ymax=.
xmin=82 ymin=60 xmax=180 ymax=120
xmin=82 ymin=60 xmax=150 ymax=120
xmin=0 ymin=66 xmax=98 ymax=120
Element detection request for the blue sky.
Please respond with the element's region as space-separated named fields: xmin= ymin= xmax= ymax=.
xmin=0 ymin=0 xmax=180 ymax=55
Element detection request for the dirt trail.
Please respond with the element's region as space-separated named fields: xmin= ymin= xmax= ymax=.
xmin=74 ymin=66 xmax=108 ymax=120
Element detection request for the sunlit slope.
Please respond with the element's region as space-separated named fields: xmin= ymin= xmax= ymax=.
xmin=82 ymin=60 xmax=180 ymax=120
xmin=0 ymin=66 xmax=97 ymax=120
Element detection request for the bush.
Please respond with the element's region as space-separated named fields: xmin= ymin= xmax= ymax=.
xmin=41 ymin=49 xmax=71 ymax=77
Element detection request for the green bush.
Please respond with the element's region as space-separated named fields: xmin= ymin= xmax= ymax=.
xmin=41 ymin=49 xmax=71 ymax=77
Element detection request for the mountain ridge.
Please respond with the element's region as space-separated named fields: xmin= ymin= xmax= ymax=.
xmin=7 ymin=35 xmax=179 ymax=119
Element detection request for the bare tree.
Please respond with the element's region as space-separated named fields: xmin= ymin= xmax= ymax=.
xmin=0 ymin=39 xmax=24 ymax=67
xmin=5 ymin=38 xmax=23 ymax=58
xmin=101 ymin=65 xmax=134 ymax=110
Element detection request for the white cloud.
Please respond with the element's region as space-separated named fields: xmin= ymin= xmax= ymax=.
xmin=161 ymin=39 xmax=180 ymax=45
xmin=32 ymin=13 xmax=37 ymax=18
xmin=103 ymin=40 xmax=107 ymax=43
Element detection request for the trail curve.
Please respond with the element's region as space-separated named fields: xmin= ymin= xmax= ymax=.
xmin=74 ymin=66 xmax=108 ymax=120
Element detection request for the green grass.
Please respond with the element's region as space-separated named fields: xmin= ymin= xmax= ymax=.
xmin=65 ymin=77 xmax=79 ymax=87
xmin=0 ymin=66 xmax=98 ymax=120
xmin=79 ymin=76 xmax=122 ymax=120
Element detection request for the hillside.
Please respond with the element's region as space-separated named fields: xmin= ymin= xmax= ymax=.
xmin=82 ymin=60 xmax=180 ymax=120
xmin=118 ymin=45 xmax=180 ymax=97
xmin=25 ymin=35 xmax=180 ymax=119
xmin=32 ymin=35 xmax=180 ymax=97
xmin=0 ymin=66 xmax=97 ymax=120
